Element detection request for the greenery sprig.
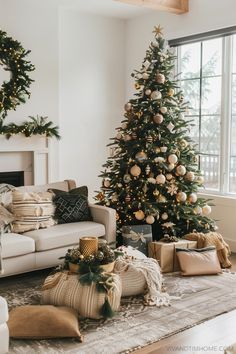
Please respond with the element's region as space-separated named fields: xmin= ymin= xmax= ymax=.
xmin=0 ymin=115 xmax=60 ymax=139
xmin=0 ymin=29 xmax=35 ymax=119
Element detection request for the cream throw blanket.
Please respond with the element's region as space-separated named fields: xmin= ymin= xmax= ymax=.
xmin=114 ymin=257 xmax=171 ymax=307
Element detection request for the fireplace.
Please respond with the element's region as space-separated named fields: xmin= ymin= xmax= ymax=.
xmin=0 ymin=171 xmax=24 ymax=187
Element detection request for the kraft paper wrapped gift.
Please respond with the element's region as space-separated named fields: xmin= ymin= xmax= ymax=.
xmin=148 ymin=239 xmax=198 ymax=273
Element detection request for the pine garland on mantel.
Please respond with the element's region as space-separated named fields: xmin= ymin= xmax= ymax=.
xmin=0 ymin=115 xmax=60 ymax=140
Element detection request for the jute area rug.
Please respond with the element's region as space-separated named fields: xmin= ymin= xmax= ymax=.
xmin=1 ymin=269 xmax=236 ymax=354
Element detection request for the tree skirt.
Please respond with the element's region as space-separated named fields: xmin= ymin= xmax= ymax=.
xmin=1 ymin=270 xmax=236 ymax=354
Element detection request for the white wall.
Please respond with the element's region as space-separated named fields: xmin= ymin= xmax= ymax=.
xmin=125 ymin=0 xmax=236 ymax=249
xmin=0 ymin=0 xmax=59 ymax=181
xmin=58 ymin=10 xmax=125 ymax=199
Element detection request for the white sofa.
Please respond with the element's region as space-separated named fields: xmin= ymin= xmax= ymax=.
xmin=0 ymin=297 xmax=9 ymax=354
xmin=0 ymin=180 xmax=116 ymax=277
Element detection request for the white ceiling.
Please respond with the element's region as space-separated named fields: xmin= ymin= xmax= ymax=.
xmin=59 ymin=0 xmax=150 ymax=19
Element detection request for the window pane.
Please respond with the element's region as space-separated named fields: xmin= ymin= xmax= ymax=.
xmin=232 ymin=74 xmax=236 ymax=114
xmin=231 ymin=115 xmax=236 ymax=155
xmin=202 ymin=38 xmax=222 ymax=77
xmin=229 ymin=157 xmax=236 ymax=193
xmin=233 ymin=35 xmax=236 ymax=74
xmin=179 ymin=43 xmax=201 ymax=79
xmin=180 ymin=79 xmax=200 ymax=115
xmin=186 ymin=116 xmax=199 ymax=146
xmin=201 ymin=77 xmax=221 ymax=115
xmin=201 ymin=115 xmax=220 ymax=154
xmin=200 ymin=154 xmax=220 ymax=191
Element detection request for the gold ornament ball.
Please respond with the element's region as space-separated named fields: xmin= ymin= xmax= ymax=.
xmin=134 ymin=210 xmax=145 ymax=220
xmin=142 ymin=72 xmax=149 ymax=80
xmin=116 ymin=212 xmax=120 ymax=220
xmin=135 ymin=151 xmax=147 ymax=162
xmin=166 ymin=173 xmax=173 ymax=181
xmin=185 ymin=171 xmax=195 ymax=182
xmin=153 ymin=113 xmax=163 ymax=124
xmin=176 ymin=191 xmax=187 ymax=202
xmin=145 ymin=89 xmax=152 ymax=96
xmin=158 ymin=194 xmax=167 ymax=203
xmin=151 ymin=90 xmax=162 ymax=100
xmin=168 ymin=88 xmax=175 ymax=96
xmin=123 ymin=174 xmax=131 ymax=183
xmin=156 ymin=73 xmax=165 ymax=84
xmin=160 ymin=107 xmax=167 ymax=114
xmin=153 ymin=189 xmax=160 ymax=197
xmin=130 ymin=164 xmax=141 ymax=177
xmin=161 ymin=212 xmax=168 ymax=220
xmin=156 ymin=173 xmax=166 ymax=184
xmin=121 ymin=122 xmax=128 ymax=129
xmin=155 ymin=147 xmax=161 ymax=153
xmin=202 ymin=205 xmax=212 ymax=216
xmin=116 ymin=132 xmax=122 ymax=140
xmin=180 ymin=139 xmax=188 ymax=148
xmin=124 ymin=102 xmax=132 ymax=111
xmin=176 ymin=165 xmax=186 ymax=176
xmin=188 ymin=193 xmax=198 ymax=203
xmin=168 ymin=154 xmax=178 ymax=164
xmin=146 ymin=215 xmax=155 ymax=224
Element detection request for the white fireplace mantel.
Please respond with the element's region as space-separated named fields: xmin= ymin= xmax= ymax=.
xmin=0 ymin=135 xmax=51 ymax=185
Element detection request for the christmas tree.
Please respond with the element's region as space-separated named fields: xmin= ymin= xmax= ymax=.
xmin=95 ymin=25 xmax=216 ymax=241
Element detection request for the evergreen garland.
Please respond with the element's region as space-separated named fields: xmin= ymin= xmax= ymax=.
xmin=0 ymin=29 xmax=35 ymax=119
xmin=0 ymin=115 xmax=60 ymax=140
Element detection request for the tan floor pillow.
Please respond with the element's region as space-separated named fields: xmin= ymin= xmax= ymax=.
xmin=8 ymin=305 xmax=83 ymax=341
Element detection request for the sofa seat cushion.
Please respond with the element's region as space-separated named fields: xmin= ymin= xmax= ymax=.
xmin=23 ymin=222 xmax=105 ymax=251
xmin=0 ymin=297 xmax=8 ymax=324
xmin=1 ymin=233 xmax=35 ymax=259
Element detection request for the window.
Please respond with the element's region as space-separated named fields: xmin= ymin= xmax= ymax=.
xmin=172 ymin=30 xmax=236 ymax=195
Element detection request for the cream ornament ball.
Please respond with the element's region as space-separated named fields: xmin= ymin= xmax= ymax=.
xmin=161 ymin=212 xmax=168 ymax=220
xmin=168 ymin=154 xmax=178 ymax=164
xmin=134 ymin=210 xmax=145 ymax=220
xmin=145 ymin=89 xmax=152 ymax=96
xmin=185 ymin=171 xmax=195 ymax=182
xmin=153 ymin=113 xmax=164 ymax=124
xmin=124 ymin=102 xmax=132 ymax=111
xmin=197 ymin=176 xmax=204 ymax=185
xmin=188 ymin=193 xmax=198 ymax=203
xmin=135 ymin=151 xmax=147 ymax=162
xmin=130 ymin=164 xmax=141 ymax=177
xmin=103 ymin=179 xmax=111 ymax=188
xmin=194 ymin=206 xmax=202 ymax=215
xmin=166 ymin=173 xmax=173 ymax=181
xmin=156 ymin=173 xmax=166 ymax=184
xmin=176 ymin=191 xmax=187 ymax=202
xmin=116 ymin=132 xmax=122 ymax=140
xmin=146 ymin=215 xmax=155 ymax=224
xmin=156 ymin=73 xmax=165 ymax=84
xmin=202 ymin=205 xmax=212 ymax=216
xmin=151 ymin=90 xmax=162 ymax=100
xmin=142 ymin=72 xmax=149 ymax=80
xmin=168 ymin=163 xmax=175 ymax=171
xmin=176 ymin=165 xmax=186 ymax=176
xmin=160 ymin=107 xmax=167 ymax=114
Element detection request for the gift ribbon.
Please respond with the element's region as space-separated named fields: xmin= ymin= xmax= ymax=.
xmin=123 ymin=230 xmax=146 ymax=243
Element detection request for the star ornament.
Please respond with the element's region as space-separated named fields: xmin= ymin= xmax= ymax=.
xmin=153 ymin=25 xmax=163 ymax=38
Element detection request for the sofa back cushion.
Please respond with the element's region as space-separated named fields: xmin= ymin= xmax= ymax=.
xmin=17 ymin=180 xmax=76 ymax=194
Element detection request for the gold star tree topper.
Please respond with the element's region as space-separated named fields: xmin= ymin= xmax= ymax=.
xmin=153 ymin=25 xmax=163 ymax=37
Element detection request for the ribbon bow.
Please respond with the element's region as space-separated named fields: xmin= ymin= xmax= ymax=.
xmin=124 ymin=230 xmax=146 ymax=243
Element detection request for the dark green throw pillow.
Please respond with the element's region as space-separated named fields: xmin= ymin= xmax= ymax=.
xmin=49 ymin=186 xmax=92 ymax=224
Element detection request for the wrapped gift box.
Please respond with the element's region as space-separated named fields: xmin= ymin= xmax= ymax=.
xmin=122 ymin=225 xmax=153 ymax=256
xmin=148 ymin=239 xmax=198 ymax=273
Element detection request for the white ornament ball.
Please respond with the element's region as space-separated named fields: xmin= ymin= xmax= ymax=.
xmin=160 ymin=107 xmax=167 ymax=114
xmin=145 ymin=89 xmax=152 ymax=96
xmin=153 ymin=113 xmax=164 ymax=124
xmin=168 ymin=163 xmax=175 ymax=171
xmin=188 ymin=193 xmax=198 ymax=203
xmin=176 ymin=191 xmax=187 ymax=202
xmin=202 ymin=205 xmax=212 ymax=216
xmin=142 ymin=72 xmax=149 ymax=80
xmin=156 ymin=174 xmax=166 ymax=184
xmin=161 ymin=212 xmax=168 ymax=220
xmin=146 ymin=215 xmax=155 ymax=224
xmin=151 ymin=90 xmax=162 ymax=100
xmin=156 ymin=73 xmax=165 ymax=84
xmin=194 ymin=206 xmax=202 ymax=215
xmin=168 ymin=154 xmax=178 ymax=164
xmin=130 ymin=164 xmax=141 ymax=177
xmin=176 ymin=165 xmax=186 ymax=176
xmin=166 ymin=173 xmax=173 ymax=181
xmin=151 ymin=41 xmax=159 ymax=48
xmin=124 ymin=102 xmax=132 ymax=111
xmin=134 ymin=210 xmax=145 ymax=220
xmin=185 ymin=171 xmax=195 ymax=182
xmin=197 ymin=176 xmax=204 ymax=185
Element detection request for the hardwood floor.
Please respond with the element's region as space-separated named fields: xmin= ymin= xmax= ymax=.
xmin=133 ymin=253 xmax=236 ymax=354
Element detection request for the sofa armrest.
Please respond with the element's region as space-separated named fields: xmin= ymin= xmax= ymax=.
xmin=89 ymin=204 xmax=116 ymax=245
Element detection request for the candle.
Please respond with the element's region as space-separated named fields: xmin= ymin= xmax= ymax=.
xmin=80 ymin=236 xmax=98 ymax=257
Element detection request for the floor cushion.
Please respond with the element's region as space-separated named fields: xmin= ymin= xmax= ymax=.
xmin=24 ymin=222 xmax=105 ymax=251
